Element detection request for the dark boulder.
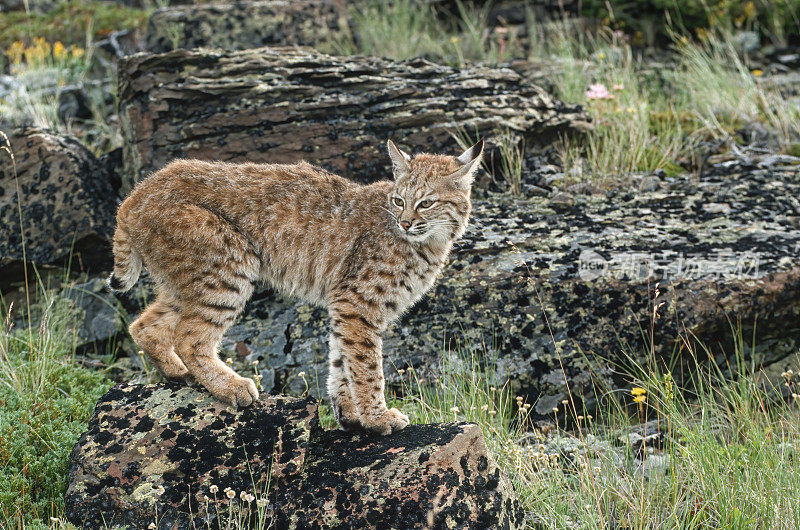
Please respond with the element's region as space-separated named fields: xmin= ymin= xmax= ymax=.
xmin=145 ymin=0 xmax=349 ymax=53
xmin=0 ymin=128 xmax=115 ymax=277
xmin=65 ymin=383 xmax=523 ymax=529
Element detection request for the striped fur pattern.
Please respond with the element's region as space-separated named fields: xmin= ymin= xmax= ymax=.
xmin=110 ymin=139 xmax=483 ymax=435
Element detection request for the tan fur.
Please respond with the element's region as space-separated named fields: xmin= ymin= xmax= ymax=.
xmin=110 ymin=140 xmax=483 ymax=435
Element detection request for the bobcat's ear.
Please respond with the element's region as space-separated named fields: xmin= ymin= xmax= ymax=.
xmin=448 ymin=139 xmax=484 ymax=190
xmin=387 ymin=139 xmax=411 ymax=178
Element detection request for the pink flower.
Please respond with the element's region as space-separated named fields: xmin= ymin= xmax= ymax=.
xmin=586 ymin=83 xmax=614 ymax=100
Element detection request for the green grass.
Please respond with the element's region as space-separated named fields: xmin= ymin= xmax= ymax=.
xmin=327 ymin=0 xmax=521 ymax=66
xmin=393 ymin=328 xmax=800 ymax=529
xmin=0 ymin=287 xmax=113 ymax=528
xmin=334 ymin=3 xmax=800 ymax=185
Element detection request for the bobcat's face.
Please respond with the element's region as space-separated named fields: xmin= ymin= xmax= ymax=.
xmin=386 ymin=140 xmax=483 ymax=244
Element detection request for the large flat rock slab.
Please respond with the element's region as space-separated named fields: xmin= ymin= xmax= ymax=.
xmin=0 ymin=128 xmax=114 ymax=275
xmin=65 ymin=383 xmax=522 ymax=529
xmin=217 ymin=163 xmax=800 ymax=415
xmin=146 ymin=0 xmax=348 ymax=53
xmin=117 ymin=46 xmax=588 ymax=193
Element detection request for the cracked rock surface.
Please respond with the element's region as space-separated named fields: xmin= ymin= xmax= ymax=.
xmin=65 ymin=383 xmax=522 ymax=529
xmin=117 ymin=45 xmax=588 ymax=193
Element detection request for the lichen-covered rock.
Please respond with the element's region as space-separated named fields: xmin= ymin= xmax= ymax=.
xmin=0 ymin=128 xmax=115 ymax=274
xmin=65 ymin=383 xmax=522 ymax=529
xmin=273 ymin=423 xmax=523 ymax=529
xmin=145 ymin=0 xmax=348 ymax=53
xmin=213 ymin=163 xmax=800 ymax=415
xmin=117 ymin=46 xmax=589 ymax=193
xmin=65 ymin=384 xmax=317 ymax=529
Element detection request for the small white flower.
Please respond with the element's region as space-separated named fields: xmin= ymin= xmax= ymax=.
xmin=225 ymin=357 xmax=233 ymax=365
xmin=209 ymin=484 xmax=219 ymax=494
xmin=297 ymin=371 xmax=306 ymax=378
xmin=155 ymin=485 xmax=165 ymax=496
xmin=450 ymin=406 xmax=460 ymax=413
xmin=148 ymin=523 xmax=157 ymax=530
xmin=256 ymin=498 xmax=268 ymax=508
xmin=225 ymin=489 xmax=236 ymax=500
xmin=245 ymin=493 xmax=255 ymax=503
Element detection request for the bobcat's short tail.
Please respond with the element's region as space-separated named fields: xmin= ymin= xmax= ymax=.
xmin=108 ymin=226 xmax=142 ymax=293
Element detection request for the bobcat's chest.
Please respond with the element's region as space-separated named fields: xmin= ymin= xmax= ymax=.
xmin=393 ymin=259 xmax=445 ymax=314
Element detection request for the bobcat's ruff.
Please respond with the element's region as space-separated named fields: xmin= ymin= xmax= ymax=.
xmin=110 ymin=139 xmax=483 ymax=435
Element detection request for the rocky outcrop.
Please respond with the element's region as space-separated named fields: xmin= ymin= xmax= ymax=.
xmin=145 ymin=0 xmax=349 ymax=53
xmin=65 ymin=383 xmax=523 ymax=529
xmin=212 ymin=162 xmax=800 ymax=415
xmin=117 ymin=46 xmax=589 ymax=193
xmin=0 ymin=128 xmax=115 ymax=276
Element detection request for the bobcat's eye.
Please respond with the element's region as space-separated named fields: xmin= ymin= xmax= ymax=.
xmin=392 ymin=197 xmax=404 ymax=207
xmin=418 ymin=199 xmax=434 ymax=209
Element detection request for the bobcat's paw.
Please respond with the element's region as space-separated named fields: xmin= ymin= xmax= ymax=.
xmin=155 ymin=360 xmax=191 ymax=382
xmin=332 ymin=399 xmax=361 ymax=431
xmin=212 ymin=375 xmax=259 ymax=408
xmin=359 ymin=407 xmax=410 ymax=436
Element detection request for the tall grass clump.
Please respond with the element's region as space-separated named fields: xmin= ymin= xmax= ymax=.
xmin=0 ymin=288 xmax=113 ymax=527
xmin=530 ymin=20 xmax=690 ymax=182
xmin=398 ymin=326 xmax=800 ymax=528
xmin=329 ymin=0 xmax=520 ymax=66
xmin=674 ymin=31 xmax=800 ymax=148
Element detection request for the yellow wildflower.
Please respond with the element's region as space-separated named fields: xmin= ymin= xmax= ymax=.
xmin=53 ymin=41 xmax=67 ymax=60
xmin=751 ymin=69 xmax=763 ymax=77
xmin=743 ymin=1 xmax=756 ymax=19
xmin=71 ymin=46 xmax=85 ymax=59
xmin=7 ymin=41 xmax=25 ymax=65
xmin=631 ymin=387 xmax=646 ymax=396
xmin=633 ymin=395 xmax=646 ymax=403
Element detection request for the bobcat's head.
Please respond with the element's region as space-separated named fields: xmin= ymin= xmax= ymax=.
xmin=386 ymin=139 xmax=483 ymax=244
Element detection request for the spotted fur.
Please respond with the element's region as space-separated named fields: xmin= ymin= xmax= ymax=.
xmin=111 ymin=139 xmax=483 ymax=435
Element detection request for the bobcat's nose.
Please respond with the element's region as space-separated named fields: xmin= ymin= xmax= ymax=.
xmin=399 ymin=220 xmax=412 ymax=231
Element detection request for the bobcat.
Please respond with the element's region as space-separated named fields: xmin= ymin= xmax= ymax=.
xmin=109 ymin=139 xmax=483 ymax=435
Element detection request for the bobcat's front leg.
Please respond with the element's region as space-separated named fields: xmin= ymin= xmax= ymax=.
xmin=329 ymin=305 xmax=409 ymax=435
xmin=326 ymin=333 xmax=360 ymax=431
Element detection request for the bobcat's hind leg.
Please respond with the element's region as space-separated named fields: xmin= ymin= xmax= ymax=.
xmin=151 ymin=203 xmax=260 ymax=407
xmin=129 ymin=291 xmax=188 ymax=381
xmin=327 ymin=334 xmax=360 ymax=430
